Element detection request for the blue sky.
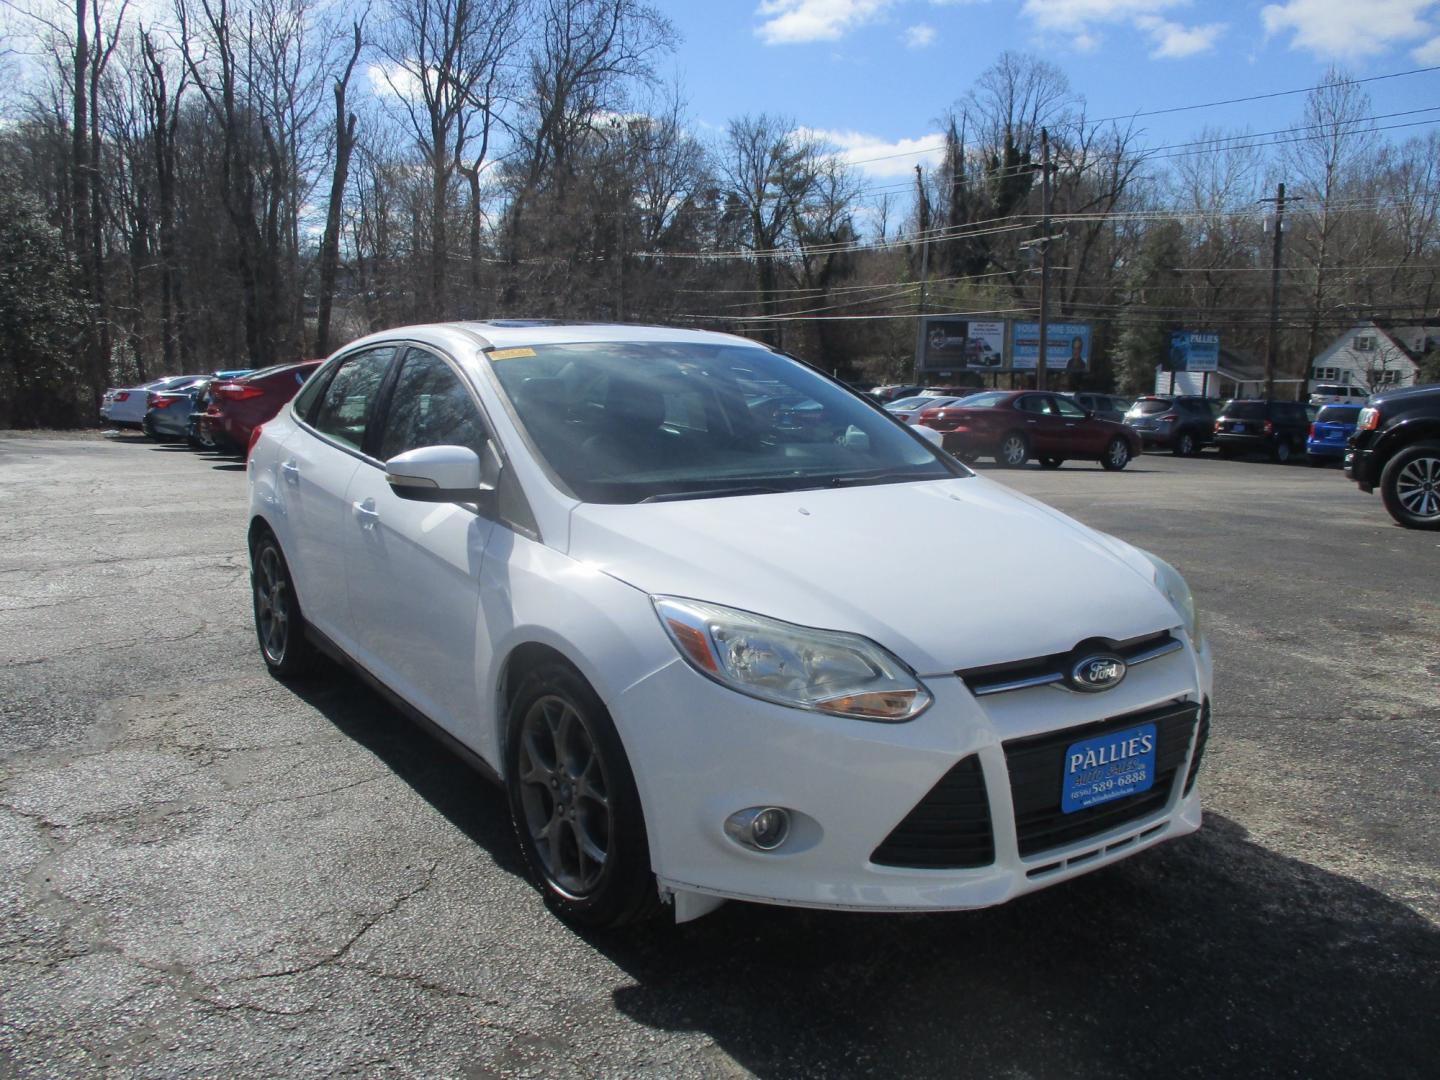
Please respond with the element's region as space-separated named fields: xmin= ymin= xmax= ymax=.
xmin=661 ymin=1 xmax=1440 ymax=182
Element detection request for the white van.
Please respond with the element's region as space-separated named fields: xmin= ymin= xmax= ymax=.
xmin=1310 ymin=383 xmax=1369 ymax=406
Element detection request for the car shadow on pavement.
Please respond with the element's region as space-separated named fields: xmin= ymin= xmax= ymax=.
xmin=597 ymin=815 xmax=1439 ymax=1079
xmin=282 ymin=664 xmax=526 ymax=877
xmin=276 ymin=668 xmax=1439 ymax=1078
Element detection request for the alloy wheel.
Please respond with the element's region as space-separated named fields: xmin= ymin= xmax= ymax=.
xmin=1396 ymin=454 xmax=1440 ymax=521
xmin=254 ymin=546 xmax=289 ymax=664
xmin=999 ymin=435 xmax=1027 ymax=467
xmin=516 ymin=695 xmax=612 ymax=898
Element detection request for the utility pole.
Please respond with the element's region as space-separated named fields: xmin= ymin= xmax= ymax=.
xmin=1037 ymin=128 xmax=1052 ymax=392
xmin=1263 ymin=182 xmax=1286 ymax=401
xmin=913 ymin=164 xmax=930 ymax=385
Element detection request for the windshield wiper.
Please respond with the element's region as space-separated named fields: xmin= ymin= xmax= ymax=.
xmin=640 ymin=485 xmax=788 ymax=503
xmin=827 ymin=471 xmax=931 ymax=488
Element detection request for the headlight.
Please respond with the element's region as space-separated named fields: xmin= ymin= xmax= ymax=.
xmin=1356 ymin=406 xmax=1380 ymax=431
xmin=653 ymin=597 xmax=931 ymax=722
xmin=1139 ymin=551 xmax=1203 ymax=649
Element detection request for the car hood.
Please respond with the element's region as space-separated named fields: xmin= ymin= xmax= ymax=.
xmin=567 ymin=476 xmax=1179 ymax=674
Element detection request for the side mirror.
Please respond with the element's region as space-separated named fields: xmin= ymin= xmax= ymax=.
xmin=384 ymin=444 xmax=496 ymax=504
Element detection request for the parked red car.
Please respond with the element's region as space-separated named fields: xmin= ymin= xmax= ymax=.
xmin=919 ymin=390 xmax=1142 ymax=470
xmin=201 ymin=360 xmax=322 ymax=454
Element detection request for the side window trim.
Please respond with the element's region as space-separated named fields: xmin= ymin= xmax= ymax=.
xmin=363 ymin=344 xmax=416 ymax=461
xmin=295 ymin=345 xmax=400 ymax=465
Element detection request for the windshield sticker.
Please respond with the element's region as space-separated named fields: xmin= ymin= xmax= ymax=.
xmin=488 ymin=347 xmax=536 ymax=361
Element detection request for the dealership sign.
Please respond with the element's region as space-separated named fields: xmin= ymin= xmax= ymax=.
xmin=1167 ymin=331 xmax=1220 ymax=372
xmin=918 ymin=317 xmax=1007 ymax=372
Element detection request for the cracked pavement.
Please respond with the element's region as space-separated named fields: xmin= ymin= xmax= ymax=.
xmin=0 ymin=432 xmax=1437 ymax=1079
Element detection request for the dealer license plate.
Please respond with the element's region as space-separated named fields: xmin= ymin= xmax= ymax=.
xmin=1061 ymin=723 xmax=1158 ymax=814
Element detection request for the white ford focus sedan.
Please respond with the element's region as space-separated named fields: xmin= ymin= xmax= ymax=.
xmin=247 ymin=322 xmax=1212 ymax=927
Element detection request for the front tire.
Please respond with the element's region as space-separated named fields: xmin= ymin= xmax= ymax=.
xmin=1379 ymin=442 xmax=1440 ymax=530
xmin=1271 ymin=439 xmax=1293 ymax=464
xmin=1173 ymin=431 xmax=1197 ymax=457
xmin=250 ymin=532 xmax=316 ymax=678
xmin=996 ymin=432 xmax=1029 ymax=468
xmin=506 ymin=661 xmax=660 ymax=928
xmin=1100 ymin=437 xmax=1131 ymax=471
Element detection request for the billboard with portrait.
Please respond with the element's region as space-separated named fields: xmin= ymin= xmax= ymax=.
xmin=918 ymin=317 xmax=1007 ymax=372
xmin=1011 ymin=322 xmax=1092 ymax=372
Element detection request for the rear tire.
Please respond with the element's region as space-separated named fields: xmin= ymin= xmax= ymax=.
xmin=250 ymin=532 xmax=316 ymax=678
xmin=506 ymin=661 xmax=660 ymax=929
xmin=1379 ymin=442 xmax=1440 ymax=530
xmin=996 ymin=432 xmax=1029 ymax=468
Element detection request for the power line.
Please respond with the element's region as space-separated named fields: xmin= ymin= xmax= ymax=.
xmin=837 ymin=64 xmax=1440 ymax=169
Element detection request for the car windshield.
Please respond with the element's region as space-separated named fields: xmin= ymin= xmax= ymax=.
xmin=490 ymin=341 xmax=962 ymax=504
xmin=1316 ymin=405 xmax=1360 ymax=423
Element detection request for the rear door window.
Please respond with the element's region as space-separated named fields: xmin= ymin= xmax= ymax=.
xmin=1054 ymin=396 xmax=1087 ymax=418
xmin=310 ymin=347 xmax=397 ymax=452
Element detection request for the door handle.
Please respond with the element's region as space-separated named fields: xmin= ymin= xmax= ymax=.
xmin=280 ymin=460 xmax=300 ymax=485
xmin=353 ymin=498 xmax=380 ymax=529
xmin=1025 ymin=419 xmax=1038 ymax=424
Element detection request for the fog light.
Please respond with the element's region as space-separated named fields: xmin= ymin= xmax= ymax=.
xmin=724 ymin=806 xmax=791 ymax=851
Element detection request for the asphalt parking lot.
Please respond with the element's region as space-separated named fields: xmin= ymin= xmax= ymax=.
xmin=1 ymin=432 xmax=1437 ymax=1079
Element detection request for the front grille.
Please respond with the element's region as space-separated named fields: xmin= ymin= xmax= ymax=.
xmin=1004 ymin=700 xmax=1199 ymax=857
xmin=958 ymin=630 xmax=1179 ymax=697
xmin=871 ymin=755 xmax=995 ymax=869
xmin=1184 ymin=699 xmax=1210 ymax=795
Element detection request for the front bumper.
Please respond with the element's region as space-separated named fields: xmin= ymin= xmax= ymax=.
xmin=1346 ymin=443 xmax=1380 ymax=491
xmin=615 ymin=635 xmax=1211 ymax=913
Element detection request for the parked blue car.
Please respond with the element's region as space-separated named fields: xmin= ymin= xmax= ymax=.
xmin=1307 ymin=403 xmax=1363 ymax=465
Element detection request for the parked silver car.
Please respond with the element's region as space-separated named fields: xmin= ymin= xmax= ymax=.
xmin=101 ymin=375 xmax=204 ymax=428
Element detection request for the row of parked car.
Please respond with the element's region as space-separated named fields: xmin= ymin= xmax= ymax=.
xmin=100 ymin=361 xmax=323 ymax=454
xmin=872 ymin=382 xmax=1440 ymax=529
xmin=876 ymin=387 xmax=1368 ymax=467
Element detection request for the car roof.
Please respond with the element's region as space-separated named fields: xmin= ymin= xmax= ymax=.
xmin=335 ymin=321 xmax=768 ymax=356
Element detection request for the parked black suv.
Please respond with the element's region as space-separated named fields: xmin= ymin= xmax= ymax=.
xmin=1213 ymin=399 xmax=1310 ymax=462
xmin=1124 ymin=396 xmax=1218 ymax=456
xmin=1345 ymin=383 xmax=1440 ymax=530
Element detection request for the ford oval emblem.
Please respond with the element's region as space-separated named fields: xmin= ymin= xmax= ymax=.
xmin=1071 ymin=654 xmax=1127 ymax=692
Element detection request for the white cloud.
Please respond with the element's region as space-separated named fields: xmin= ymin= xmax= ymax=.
xmin=1260 ymin=0 xmax=1436 ymax=59
xmin=800 ymin=127 xmax=946 ymax=178
xmin=1020 ymin=1 xmax=1225 ymax=58
xmin=1020 ymin=0 xmax=1185 ymax=31
xmin=1414 ymin=32 xmax=1440 ymax=60
xmin=754 ymin=0 xmax=897 ymax=46
xmin=368 ymin=62 xmax=424 ymax=102
xmin=904 ymin=23 xmax=937 ymax=48
xmin=1135 ymin=14 xmax=1227 ymax=57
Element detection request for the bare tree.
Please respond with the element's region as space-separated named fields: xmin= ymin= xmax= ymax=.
xmin=718 ymin=114 xmax=826 ymax=346
xmin=315 ymin=16 xmax=364 ymax=355
xmin=1286 ymin=68 xmax=1377 ymax=364
xmin=378 ymin=0 xmax=525 ymax=317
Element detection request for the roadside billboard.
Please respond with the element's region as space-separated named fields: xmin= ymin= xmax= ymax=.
xmin=1012 ymin=322 xmax=1091 ymax=372
xmin=1167 ymin=330 xmax=1220 ymax=372
xmin=917 ymin=317 xmax=1007 ymax=372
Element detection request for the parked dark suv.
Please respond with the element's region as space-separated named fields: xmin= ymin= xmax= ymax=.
xmin=1345 ymin=383 xmax=1440 ymax=530
xmin=1124 ymin=396 xmax=1218 ymax=456
xmin=1213 ymin=399 xmax=1310 ymax=463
